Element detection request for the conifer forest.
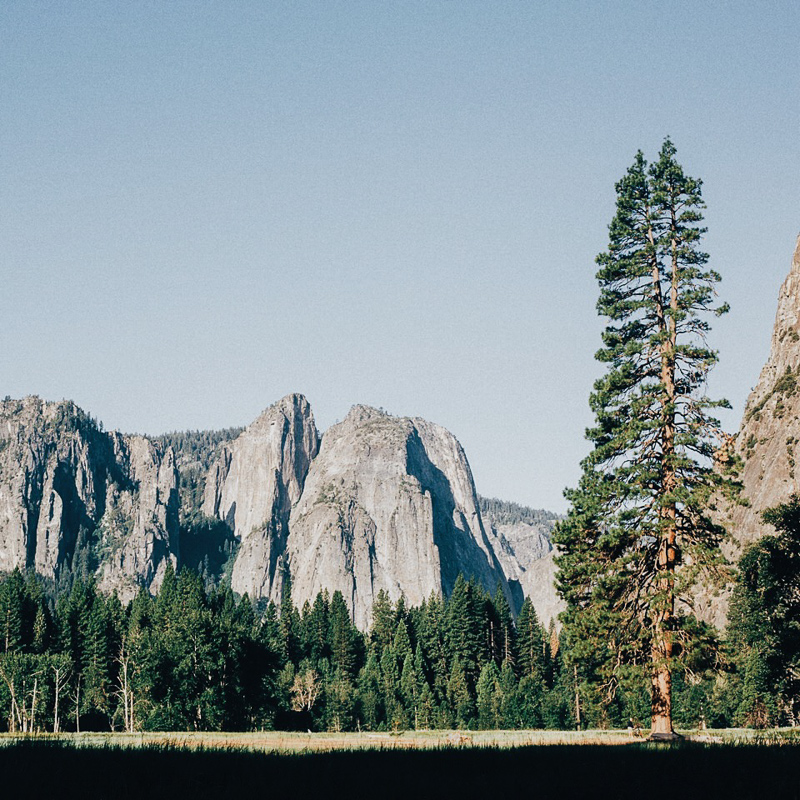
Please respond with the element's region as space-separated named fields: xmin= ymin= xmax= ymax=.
xmin=0 ymin=552 xmax=789 ymax=734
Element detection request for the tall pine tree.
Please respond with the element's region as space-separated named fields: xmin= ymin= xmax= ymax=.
xmin=554 ymin=139 xmax=738 ymax=738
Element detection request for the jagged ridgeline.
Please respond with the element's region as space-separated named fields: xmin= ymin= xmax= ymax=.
xmin=0 ymin=394 xmax=561 ymax=627
xmin=0 ymin=396 xmax=179 ymax=599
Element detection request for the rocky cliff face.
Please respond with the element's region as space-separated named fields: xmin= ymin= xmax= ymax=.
xmin=692 ymin=235 xmax=800 ymax=627
xmin=287 ymin=406 xmax=519 ymax=628
xmin=202 ymin=394 xmax=319 ymax=604
xmin=0 ymin=393 xmax=559 ymax=628
xmin=484 ymin=522 xmax=562 ymax=627
xmin=727 ymin=235 xmax=800 ymax=546
xmin=96 ymin=433 xmax=180 ymax=599
xmin=478 ymin=500 xmax=562 ymax=627
xmin=0 ymin=397 xmax=179 ymax=599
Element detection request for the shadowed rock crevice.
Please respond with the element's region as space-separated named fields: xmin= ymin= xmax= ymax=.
xmin=405 ymin=427 xmax=503 ymax=600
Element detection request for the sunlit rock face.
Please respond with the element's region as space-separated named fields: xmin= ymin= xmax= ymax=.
xmin=482 ymin=517 xmax=562 ymax=628
xmin=726 ymin=236 xmax=800 ymax=547
xmin=0 ymin=397 xmax=179 ymax=600
xmin=0 ymin=393 xmax=561 ymax=629
xmin=202 ymin=393 xmax=319 ymax=605
xmin=694 ymin=235 xmax=800 ymax=627
xmin=286 ymin=405 xmax=517 ymax=628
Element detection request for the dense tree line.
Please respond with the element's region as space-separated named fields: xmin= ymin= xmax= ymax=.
xmin=477 ymin=496 xmax=560 ymax=528
xmin=724 ymin=496 xmax=800 ymax=727
xmin=0 ymin=570 xmax=576 ymax=733
xmin=4 ymin=494 xmax=800 ymax=735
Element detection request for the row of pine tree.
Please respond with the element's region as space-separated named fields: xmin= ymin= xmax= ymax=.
xmin=0 ymin=559 xmax=792 ymax=732
xmin=0 ymin=569 xmax=571 ymax=733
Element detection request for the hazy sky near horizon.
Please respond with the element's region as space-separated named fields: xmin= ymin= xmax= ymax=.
xmin=2 ymin=2 xmax=798 ymax=512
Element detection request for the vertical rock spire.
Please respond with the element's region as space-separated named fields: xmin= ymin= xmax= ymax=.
xmin=729 ymin=234 xmax=800 ymax=546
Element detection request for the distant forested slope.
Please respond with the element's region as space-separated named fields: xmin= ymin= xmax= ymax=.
xmin=477 ymin=496 xmax=560 ymax=531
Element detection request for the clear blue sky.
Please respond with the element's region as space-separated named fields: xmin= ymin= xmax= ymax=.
xmin=2 ymin=1 xmax=798 ymax=511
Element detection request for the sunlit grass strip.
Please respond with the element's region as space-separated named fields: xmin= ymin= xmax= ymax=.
xmin=1 ymin=727 xmax=799 ymax=752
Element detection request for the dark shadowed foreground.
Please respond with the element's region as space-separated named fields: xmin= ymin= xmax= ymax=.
xmin=2 ymin=740 xmax=800 ymax=800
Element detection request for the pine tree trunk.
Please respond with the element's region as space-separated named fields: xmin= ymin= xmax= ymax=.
xmin=650 ymin=216 xmax=680 ymax=741
xmin=651 ymin=444 xmax=677 ymax=738
xmin=650 ymin=640 xmax=673 ymax=736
